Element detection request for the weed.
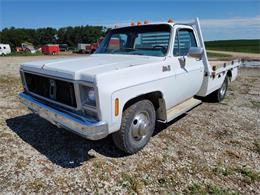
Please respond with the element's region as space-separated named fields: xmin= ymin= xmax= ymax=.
xmin=91 ymin=160 xmax=111 ymax=181
xmin=253 ymin=139 xmax=260 ymax=154
xmin=213 ymin=165 xmax=233 ymax=176
xmin=26 ymin=178 xmax=46 ymax=192
xmin=185 ymin=182 xmax=238 ymax=195
xmin=157 ymin=175 xmax=176 ymax=188
xmin=250 ymin=101 xmax=260 ymax=109
xmin=16 ymin=156 xmax=28 ymax=169
xmin=120 ymin=173 xmax=144 ymax=194
xmin=235 ymin=167 xmax=260 ymax=183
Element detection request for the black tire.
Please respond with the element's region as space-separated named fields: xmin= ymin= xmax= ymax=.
xmin=209 ymin=76 xmax=228 ymax=102
xmin=112 ymin=100 xmax=156 ymax=154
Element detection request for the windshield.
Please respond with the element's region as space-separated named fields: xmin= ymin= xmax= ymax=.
xmin=96 ymin=24 xmax=171 ymax=57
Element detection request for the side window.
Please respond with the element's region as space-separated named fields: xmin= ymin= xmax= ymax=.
xmin=3 ymin=47 xmax=6 ymax=49
xmin=173 ymin=29 xmax=197 ymax=56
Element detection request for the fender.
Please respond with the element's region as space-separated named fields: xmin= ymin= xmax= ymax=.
xmin=110 ymin=85 xmax=166 ymax=133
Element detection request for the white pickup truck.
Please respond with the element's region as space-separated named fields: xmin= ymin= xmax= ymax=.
xmin=19 ymin=18 xmax=240 ymax=154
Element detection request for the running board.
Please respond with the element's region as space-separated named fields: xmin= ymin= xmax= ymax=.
xmin=166 ymin=98 xmax=201 ymax=122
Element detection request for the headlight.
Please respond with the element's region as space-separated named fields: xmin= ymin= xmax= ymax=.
xmin=88 ymin=89 xmax=96 ymax=102
xmin=80 ymin=85 xmax=96 ymax=107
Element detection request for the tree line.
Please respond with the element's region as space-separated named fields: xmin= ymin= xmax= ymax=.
xmin=0 ymin=25 xmax=107 ymax=50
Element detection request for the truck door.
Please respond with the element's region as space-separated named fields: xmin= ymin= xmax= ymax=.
xmin=171 ymin=28 xmax=204 ymax=103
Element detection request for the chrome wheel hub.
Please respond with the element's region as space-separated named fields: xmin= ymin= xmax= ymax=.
xmin=130 ymin=111 xmax=150 ymax=141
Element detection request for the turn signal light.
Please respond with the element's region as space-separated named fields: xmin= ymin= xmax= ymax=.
xmin=115 ymin=98 xmax=119 ymax=116
xmin=168 ymin=18 xmax=174 ymax=23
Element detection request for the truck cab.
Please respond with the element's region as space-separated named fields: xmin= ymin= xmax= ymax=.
xmin=19 ymin=18 xmax=240 ymax=154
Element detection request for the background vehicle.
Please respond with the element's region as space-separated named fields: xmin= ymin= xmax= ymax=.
xmin=16 ymin=43 xmax=37 ymax=54
xmin=41 ymin=44 xmax=60 ymax=55
xmin=85 ymin=37 xmax=104 ymax=53
xmin=19 ymin=18 xmax=240 ymax=154
xmin=77 ymin=43 xmax=90 ymax=53
xmin=59 ymin=44 xmax=68 ymax=51
xmin=0 ymin=44 xmax=11 ymax=55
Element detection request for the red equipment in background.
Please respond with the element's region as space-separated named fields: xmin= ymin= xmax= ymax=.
xmin=85 ymin=37 xmax=120 ymax=54
xmin=85 ymin=38 xmax=104 ymax=54
xmin=41 ymin=44 xmax=60 ymax=55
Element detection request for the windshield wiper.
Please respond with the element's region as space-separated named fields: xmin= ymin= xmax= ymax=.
xmin=111 ymin=48 xmax=137 ymax=53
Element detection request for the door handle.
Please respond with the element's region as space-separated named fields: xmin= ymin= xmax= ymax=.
xmin=178 ymin=56 xmax=186 ymax=68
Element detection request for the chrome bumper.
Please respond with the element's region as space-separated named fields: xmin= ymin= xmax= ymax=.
xmin=19 ymin=92 xmax=108 ymax=140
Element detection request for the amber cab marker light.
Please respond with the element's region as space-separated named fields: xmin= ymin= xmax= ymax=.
xmin=137 ymin=21 xmax=142 ymax=26
xmin=144 ymin=20 xmax=149 ymax=25
xmin=212 ymin=72 xmax=216 ymax=79
xmin=130 ymin=22 xmax=135 ymax=26
xmin=115 ymin=98 xmax=119 ymax=116
xmin=168 ymin=18 xmax=174 ymax=23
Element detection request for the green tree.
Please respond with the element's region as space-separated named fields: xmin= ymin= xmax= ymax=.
xmin=0 ymin=25 xmax=106 ymax=50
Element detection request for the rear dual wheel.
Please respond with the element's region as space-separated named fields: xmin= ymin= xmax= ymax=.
xmin=112 ymin=100 xmax=156 ymax=154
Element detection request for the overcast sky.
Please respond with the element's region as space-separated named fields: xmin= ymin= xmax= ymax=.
xmin=0 ymin=0 xmax=260 ymax=41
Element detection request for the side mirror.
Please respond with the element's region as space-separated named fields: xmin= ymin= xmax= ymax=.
xmin=188 ymin=47 xmax=204 ymax=59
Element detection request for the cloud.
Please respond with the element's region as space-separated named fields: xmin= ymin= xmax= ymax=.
xmin=199 ymin=16 xmax=260 ymax=29
xmin=101 ymin=16 xmax=260 ymax=29
xmin=97 ymin=16 xmax=260 ymax=40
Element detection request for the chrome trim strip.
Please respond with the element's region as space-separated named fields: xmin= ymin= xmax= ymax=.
xmin=19 ymin=92 xmax=108 ymax=140
xmin=74 ymin=83 xmax=82 ymax=110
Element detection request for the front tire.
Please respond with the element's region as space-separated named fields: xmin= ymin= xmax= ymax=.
xmin=112 ymin=100 xmax=156 ymax=154
xmin=209 ymin=76 xmax=228 ymax=102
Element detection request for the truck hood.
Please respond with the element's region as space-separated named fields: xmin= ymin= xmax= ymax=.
xmin=20 ymin=54 xmax=164 ymax=82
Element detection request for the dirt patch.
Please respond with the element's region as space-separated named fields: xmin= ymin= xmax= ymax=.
xmin=0 ymin=56 xmax=259 ymax=194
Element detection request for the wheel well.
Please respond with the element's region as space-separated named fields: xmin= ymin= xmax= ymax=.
xmin=227 ymin=70 xmax=232 ymax=81
xmin=123 ymin=91 xmax=167 ymax=121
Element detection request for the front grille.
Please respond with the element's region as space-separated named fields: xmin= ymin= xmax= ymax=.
xmin=24 ymin=72 xmax=77 ymax=108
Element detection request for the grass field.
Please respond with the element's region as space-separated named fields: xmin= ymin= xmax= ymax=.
xmin=205 ymin=39 xmax=260 ymax=54
xmin=207 ymin=52 xmax=233 ymax=60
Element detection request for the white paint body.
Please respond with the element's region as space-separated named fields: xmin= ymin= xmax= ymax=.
xmin=0 ymin=44 xmax=11 ymax=55
xmin=19 ymin=18 xmax=240 ymax=136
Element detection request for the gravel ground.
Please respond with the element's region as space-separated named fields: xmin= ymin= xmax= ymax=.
xmin=0 ymin=56 xmax=259 ymax=194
